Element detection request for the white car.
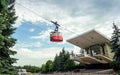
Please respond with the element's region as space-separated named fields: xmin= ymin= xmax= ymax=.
xmin=18 ymin=69 xmax=27 ymax=75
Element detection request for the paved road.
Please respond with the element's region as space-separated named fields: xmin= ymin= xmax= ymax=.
xmin=28 ymin=72 xmax=113 ymax=75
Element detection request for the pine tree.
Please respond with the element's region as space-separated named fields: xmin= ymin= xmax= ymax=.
xmin=53 ymin=48 xmax=75 ymax=72
xmin=111 ymin=23 xmax=120 ymax=71
xmin=0 ymin=0 xmax=18 ymax=74
xmin=53 ymin=54 xmax=58 ymax=71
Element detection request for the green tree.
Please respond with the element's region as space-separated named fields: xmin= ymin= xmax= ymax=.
xmin=0 ymin=0 xmax=18 ymax=74
xmin=40 ymin=60 xmax=53 ymax=73
xmin=41 ymin=64 xmax=46 ymax=73
xmin=111 ymin=23 xmax=120 ymax=71
xmin=53 ymin=54 xmax=60 ymax=71
xmin=22 ymin=65 xmax=41 ymax=73
xmin=45 ymin=60 xmax=53 ymax=73
xmin=41 ymin=48 xmax=85 ymax=73
xmin=53 ymin=48 xmax=75 ymax=72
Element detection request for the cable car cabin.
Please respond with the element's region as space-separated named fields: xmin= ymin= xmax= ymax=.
xmin=50 ymin=31 xmax=63 ymax=42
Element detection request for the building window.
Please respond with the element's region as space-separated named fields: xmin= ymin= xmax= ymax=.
xmin=90 ymin=45 xmax=101 ymax=55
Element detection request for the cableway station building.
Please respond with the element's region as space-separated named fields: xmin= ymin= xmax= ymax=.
xmin=67 ymin=30 xmax=114 ymax=69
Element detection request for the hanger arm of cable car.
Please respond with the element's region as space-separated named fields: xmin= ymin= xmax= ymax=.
xmin=50 ymin=21 xmax=60 ymax=26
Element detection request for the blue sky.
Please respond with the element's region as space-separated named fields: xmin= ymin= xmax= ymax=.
xmin=12 ymin=0 xmax=120 ymax=66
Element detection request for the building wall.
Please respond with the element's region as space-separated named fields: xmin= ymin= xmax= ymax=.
xmin=104 ymin=43 xmax=114 ymax=59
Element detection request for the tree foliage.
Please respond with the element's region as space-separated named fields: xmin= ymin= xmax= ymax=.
xmin=111 ymin=23 xmax=120 ymax=71
xmin=41 ymin=64 xmax=46 ymax=73
xmin=40 ymin=48 xmax=85 ymax=73
xmin=23 ymin=65 xmax=41 ymax=73
xmin=45 ymin=60 xmax=53 ymax=73
xmin=0 ymin=0 xmax=18 ymax=74
xmin=53 ymin=48 xmax=75 ymax=72
xmin=41 ymin=60 xmax=53 ymax=73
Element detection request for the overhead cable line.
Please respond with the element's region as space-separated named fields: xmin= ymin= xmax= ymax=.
xmin=16 ymin=2 xmax=50 ymax=22
xmin=15 ymin=2 xmax=76 ymax=34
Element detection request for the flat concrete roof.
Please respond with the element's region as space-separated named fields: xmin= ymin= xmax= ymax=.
xmin=67 ymin=30 xmax=110 ymax=48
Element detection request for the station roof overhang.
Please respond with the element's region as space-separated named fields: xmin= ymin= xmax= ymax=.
xmin=67 ymin=29 xmax=110 ymax=49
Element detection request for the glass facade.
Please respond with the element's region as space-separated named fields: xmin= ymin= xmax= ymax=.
xmin=85 ymin=44 xmax=105 ymax=56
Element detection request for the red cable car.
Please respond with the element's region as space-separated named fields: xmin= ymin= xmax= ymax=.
xmin=50 ymin=21 xmax=63 ymax=42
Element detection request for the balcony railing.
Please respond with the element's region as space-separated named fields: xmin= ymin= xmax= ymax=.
xmin=70 ymin=53 xmax=109 ymax=64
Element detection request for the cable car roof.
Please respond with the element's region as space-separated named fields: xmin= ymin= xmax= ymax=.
xmin=67 ymin=29 xmax=110 ymax=48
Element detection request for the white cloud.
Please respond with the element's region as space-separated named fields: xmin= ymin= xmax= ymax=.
xmin=30 ymin=29 xmax=52 ymax=40
xmin=14 ymin=1 xmax=47 ymax=27
xmin=14 ymin=0 xmax=120 ymax=38
xmin=13 ymin=45 xmax=77 ymax=66
xmin=14 ymin=0 xmax=67 ymax=27
xmin=13 ymin=0 xmax=120 ymax=66
xmin=13 ymin=41 xmax=42 ymax=49
xmin=29 ymin=28 xmax=35 ymax=32
xmin=12 ymin=40 xmax=79 ymax=66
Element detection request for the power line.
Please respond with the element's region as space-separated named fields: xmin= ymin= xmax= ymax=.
xmin=16 ymin=2 xmax=50 ymax=22
xmin=15 ymin=2 xmax=76 ymax=34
